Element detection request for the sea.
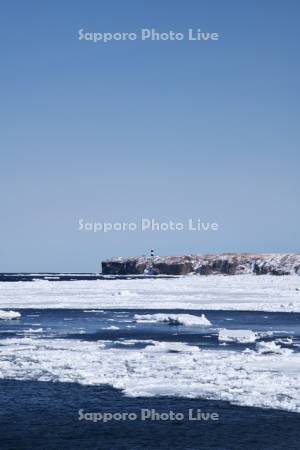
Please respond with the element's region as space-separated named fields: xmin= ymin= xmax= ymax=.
xmin=0 ymin=275 xmax=299 ymax=449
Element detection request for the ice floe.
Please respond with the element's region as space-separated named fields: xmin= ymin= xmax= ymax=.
xmin=0 ymin=310 xmax=21 ymax=320
xmin=218 ymin=329 xmax=257 ymax=343
xmin=134 ymin=313 xmax=211 ymax=326
xmin=24 ymin=328 xmax=43 ymax=333
xmin=256 ymin=341 xmax=292 ymax=355
xmin=0 ymin=337 xmax=299 ymax=413
xmin=102 ymin=325 xmax=120 ymax=330
xmin=275 ymin=338 xmax=293 ymax=346
xmin=144 ymin=342 xmax=201 ymax=353
xmin=1 ymin=275 xmax=300 ymax=312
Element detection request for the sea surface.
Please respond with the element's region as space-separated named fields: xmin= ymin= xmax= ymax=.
xmin=0 ymin=308 xmax=299 ymax=449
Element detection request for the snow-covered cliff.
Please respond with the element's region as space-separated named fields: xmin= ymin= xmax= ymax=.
xmin=102 ymin=254 xmax=300 ymax=276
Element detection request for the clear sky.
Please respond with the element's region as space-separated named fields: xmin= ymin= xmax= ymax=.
xmin=1 ymin=0 xmax=299 ymax=272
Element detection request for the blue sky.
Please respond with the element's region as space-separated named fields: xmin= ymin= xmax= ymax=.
xmin=1 ymin=0 xmax=299 ymax=271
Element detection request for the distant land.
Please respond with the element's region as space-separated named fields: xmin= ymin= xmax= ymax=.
xmin=1 ymin=254 xmax=300 ymax=282
xmin=102 ymin=253 xmax=300 ymax=276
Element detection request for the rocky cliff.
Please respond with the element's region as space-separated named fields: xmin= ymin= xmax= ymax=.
xmin=102 ymin=254 xmax=300 ymax=276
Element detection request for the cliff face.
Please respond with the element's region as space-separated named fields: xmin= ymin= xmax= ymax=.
xmin=102 ymin=254 xmax=300 ymax=276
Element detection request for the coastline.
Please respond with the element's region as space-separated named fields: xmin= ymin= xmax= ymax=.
xmin=102 ymin=253 xmax=300 ymax=276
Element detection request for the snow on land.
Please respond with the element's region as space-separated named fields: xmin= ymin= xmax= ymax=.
xmin=0 ymin=310 xmax=21 ymax=320
xmin=134 ymin=313 xmax=211 ymax=326
xmin=0 ymin=275 xmax=299 ymax=312
xmin=0 ymin=337 xmax=299 ymax=413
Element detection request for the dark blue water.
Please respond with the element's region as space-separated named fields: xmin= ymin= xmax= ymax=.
xmin=1 ymin=308 xmax=299 ymax=351
xmin=0 ymin=309 xmax=299 ymax=449
xmin=0 ymin=380 xmax=299 ymax=450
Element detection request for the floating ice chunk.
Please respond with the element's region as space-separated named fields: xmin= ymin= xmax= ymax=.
xmin=115 ymin=339 xmax=156 ymax=346
xmin=218 ymin=329 xmax=257 ymax=343
xmin=275 ymin=338 xmax=293 ymax=346
xmin=257 ymin=331 xmax=273 ymax=338
xmin=102 ymin=325 xmax=120 ymax=330
xmin=134 ymin=313 xmax=211 ymax=326
xmin=24 ymin=328 xmax=43 ymax=333
xmin=256 ymin=341 xmax=289 ymax=354
xmin=144 ymin=342 xmax=201 ymax=353
xmin=0 ymin=310 xmax=21 ymax=320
